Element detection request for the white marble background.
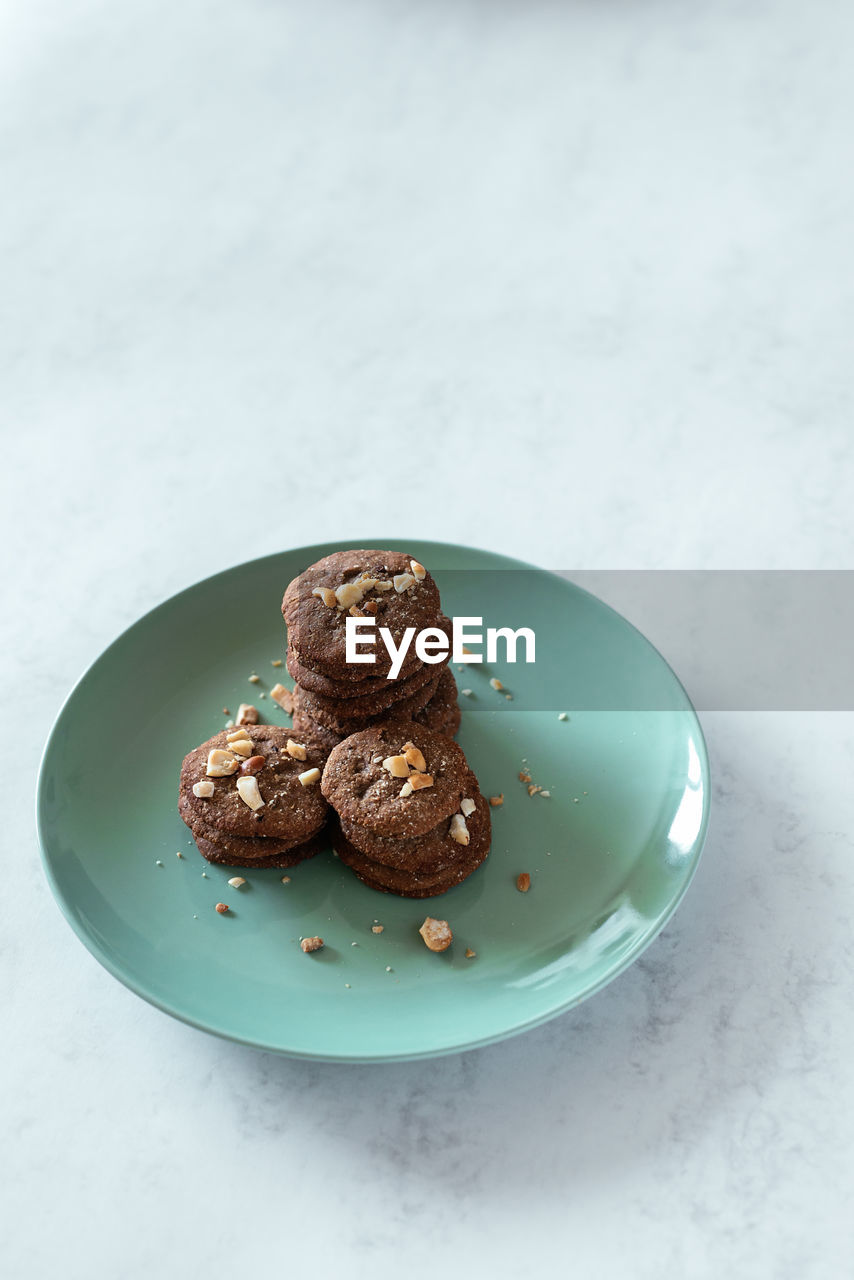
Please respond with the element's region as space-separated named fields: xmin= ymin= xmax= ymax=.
xmin=4 ymin=0 xmax=853 ymax=1275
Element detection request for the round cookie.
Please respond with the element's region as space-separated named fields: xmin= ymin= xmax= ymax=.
xmin=193 ymin=828 xmax=327 ymax=869
xmin=179 ymin=724 xmax=327 ymax=842
xmin=332 ymin=822 xmax=489 ymax=898
xmin=339 ymin=784 xmax=490 ymax=873
xmin=297 ymin=667 xmax=442 ymax=732
xmin=321 ymin=723 xmax=471 ymax=838
xmin=411 ymin=668 xmax=461 ymax=737
xmin=282 ymin=549 xmax=444 ymax=682
xmin=179 ymin=794 xmax=314 ymax=856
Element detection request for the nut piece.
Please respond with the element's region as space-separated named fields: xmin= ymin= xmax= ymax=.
xmin=465 ymin=947 xmax=476 ymax=959
xmin=460 ymin=797 xmax=476 ymax=817
xmin=410 ymin=559 xmax=426 ymax=581
xmin=449 ymin=813 xmax=470 ymax=845
xmin=489 ymin=794 xmax=504 ymax=807
xmin=227 ymin=876 xmax=246 ymax=888
xmin=206 ymin=748 xmax=239 ymax=777
xmin=382 ymin=755 xmax=411 ymax=778
xmin=419 ymin=917 xmax=453 ymax=952
xmin=371 ymin=925 xmax=384 ymax=934
xmin=374 ymin=580 xmax=393 ymax=592
xmin=236 ymin=703 xmax=259 ymax=725
xmin=408 ymin=772 xmax=434 ymax=791
xmin=335 ymin=581 xmax=365 ymax=610
xmin=236 ymin=775 xmax=265 ymax=810
xmin=300 ymin=936 xmax=324 ymax=953
xmin=516 ymin=872 xmax=531 ymax=893
xmin=402 ymin=743 xmax=427 ymax=772
xmin=298 ymin=767 xmax=321 ymax=787
xmin=270 ymin=683 xmax=295 ymax=713
xmin=226 ymin=727 xmax=251 ymax=743
xmin=229 ymin=738 xmax=253 ymax=758
xmin=215 ymin=903 xmax=229 ymax=914
xmin=240 ymin=754 xmax=266 ymax=775
xmin=286 ymin=739 xmax=307 ymax=760
xmin=393 ymin=572 xmax=416 ymax=593
xmin=313 ymin=587 xmax=337 ymax=607
xmin=490 ymin=677 xmax=504 ymax=691
xmin=399 ymin=781 xmax=414 ymax=797
xmin=192 ymin=780 xmax=215 ymax=799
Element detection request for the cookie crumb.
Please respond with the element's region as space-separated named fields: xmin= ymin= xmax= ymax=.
xmin=271 ymin=659 xmax=283 ymax=667
xmin=222 ymin=708 xmax=230 ymax=715
xmin=281 ymin=876 xmax=291 ymax=884
xmin=465 ymin=947 xmax=476 ymax=959
xmin=176 ymin=851 xmax=184 ymax=859
xmin=344 ymin=983 xmax=351 ymax=989
xmin=215 ymin=902 xmax=229 ymax=914
xmin=489 ymin=677 xmax=504 ymax=691
xmin=505 ymin=693 xmax=513 ymax=701
xmin=155 ymin=859 xmax=163 ymax=866
xmin=193 ymin=914 xmax=198 ymax=919
xmin=201 ymin=872 xmax=208 ymax=878
xmin=461 ymin=688 xmax=472 ymax=697
xmin=527 ymin=783 xmax=541 ymax=796
xmin=224 ymin=719 xmax=234 ymax=728
xmin=516 ymin=872 xmax=531 ymax=893
xmin=300 ymin=936 xmax=324 ymax=953
xmin=371 ymin=925 xmax=384 ymax=934
xmin=558 ymin=712 xmax=568 ymax=721
xmin=540 ymin=790 xmax=551 ymax=798
xmin=419 ymin=917 xmax=453 ymax=952
xmin=519 ymin=771 xmax=531 ymax=783
xmin=248 ymin=674 xmax=260 ymax=683
xmin=236 ymin=703 xmax=259 ymax=726
xmin=227 ymin=876 xmax=246 ymax=889
xmin=351 ymin=941 xmax=359 ymax=947
xmin=489 ymin=794 xmax=504 ymax=807
xmin=385 ymin=966 xmax=393 ymax=972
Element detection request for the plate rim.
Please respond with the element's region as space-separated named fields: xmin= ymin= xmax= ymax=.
xmin=36 ymin=537 xmax=712 ymax=1063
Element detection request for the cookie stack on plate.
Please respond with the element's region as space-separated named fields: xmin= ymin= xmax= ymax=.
xmin=178 ymin=724 xmax=328 ymax=867
xmin=322 ymin=724 xmax=491 ymax=898
xmin=282 ymin=550 xmax=460 ymax=761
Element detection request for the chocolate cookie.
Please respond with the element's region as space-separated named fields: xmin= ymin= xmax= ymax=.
xmin=332 ymin=822 xmax=489 ymax=898
xmin=411 ymin=668 xmax=461 ymax=737
xmin=297 ymin=667 xmax=442 ymax=732
xmin=282 ymin=549 xmax=443 ymax=682
xmin=321 ymin=723 xmax=471 ymax=837
xmin=290 ymin=700 xmax=345 ymax=762
xmin=194 ymin=828 xmax=327 ymax=869
xmin=339 ymin=783 xmax=489 ymax=872
xmin=179 ymin=724 xmax=327 ymax=842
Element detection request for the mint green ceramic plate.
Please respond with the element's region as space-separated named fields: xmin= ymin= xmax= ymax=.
xmin=37 ymin=541 xmax=710 ymax=1062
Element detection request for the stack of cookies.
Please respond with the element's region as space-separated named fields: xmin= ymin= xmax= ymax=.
xmin=283 ymin=550 xmax=460 ymax=761
xmin=179 ymin=724 xmax=328 ymax=868
xmin=322 ymin=724 xmax=491 ymax=898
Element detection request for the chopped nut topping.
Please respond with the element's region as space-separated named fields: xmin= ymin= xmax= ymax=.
xmin=410 ymin=559 xmax=426 ymax=581
xmin=402 ymin=743 xmax=427 ymax=772
xmin=313 ymin=587 xmax=337 ymax=607
xmin=399 ymin=781 xmax=414 ymax=797
xmin=335 ymin=581 xmax=365 ymax=610
xmin=215 ymin=902 xmax=229 ymax=914
xmin=229 ymin=738 xmax=253 ymax=759
xmin=371 ymin=925 xmax=384 ymax=934
xmin=236 ymin=775 xmax=264 ymax=810
xmin=465 ymin=947 xmax=476 ymax=959
xmin=206 ymin=748 xmax=239 ymax=777
xmin=286 ymin=738 xmax=307 ymax=760
xmin=240 ymin=754 xmax=265 ymax=775
xmin=409 ymin=772 xmax=434 ymax=791
xmin=382 ymin=755 xmax=411 ymax=778
xmin=300 ymin=936 xmax=324 ymax=953
xmin=227 ymin=876 xmax=246 ymax=888
xmin=371 ymin=754 xmax=384 ymax=764
xmin=248 ymin=674 xmax=260 ymax=683
xmin=349 ymin=606 xmax=365 ymax=617
xmin=270 ymin=683 xmax=295 ymax=713
xmin=419 ymin=917 xmax=453 ymax=952
xmin=460 ymin=798 xmax=476 ymax=817
xmin=192 ymin=780 xmax=215 ymax=798
xmin=226 ymin=727 xmax=252 ymax=743
xmin=489 ymin=677 xmax=504 ymax=691
xmin=374 ymin=580 xmax=393 ymax=592
xmin=363 ymin=599 xmax=379 ymax=614
xmin=236 ymin=703 xmax=259 ymax=725
xmin=516 ymin=872 xmax=531 ymax=893
xmin=518 ymin=771 xmax=531 ymax=783
xmin=393 ymin=572 xmax=416 ymax=593
xmin=489 ymin=794 xmax=504 ymax=807
xmin=527 ymin=783 xmax=542 ymax=797
xmin=449 ymin=813 xmax=469 ymax=845
xmin=298 ymin=767 xmax=321 ymax=787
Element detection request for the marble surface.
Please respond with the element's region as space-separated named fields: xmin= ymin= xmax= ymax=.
xmin=4 ymin=0 xmax=853 ymax=1275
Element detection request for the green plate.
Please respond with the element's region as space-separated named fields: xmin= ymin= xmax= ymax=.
xmin=36 ymin=541 xmax=710 ymax=1062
